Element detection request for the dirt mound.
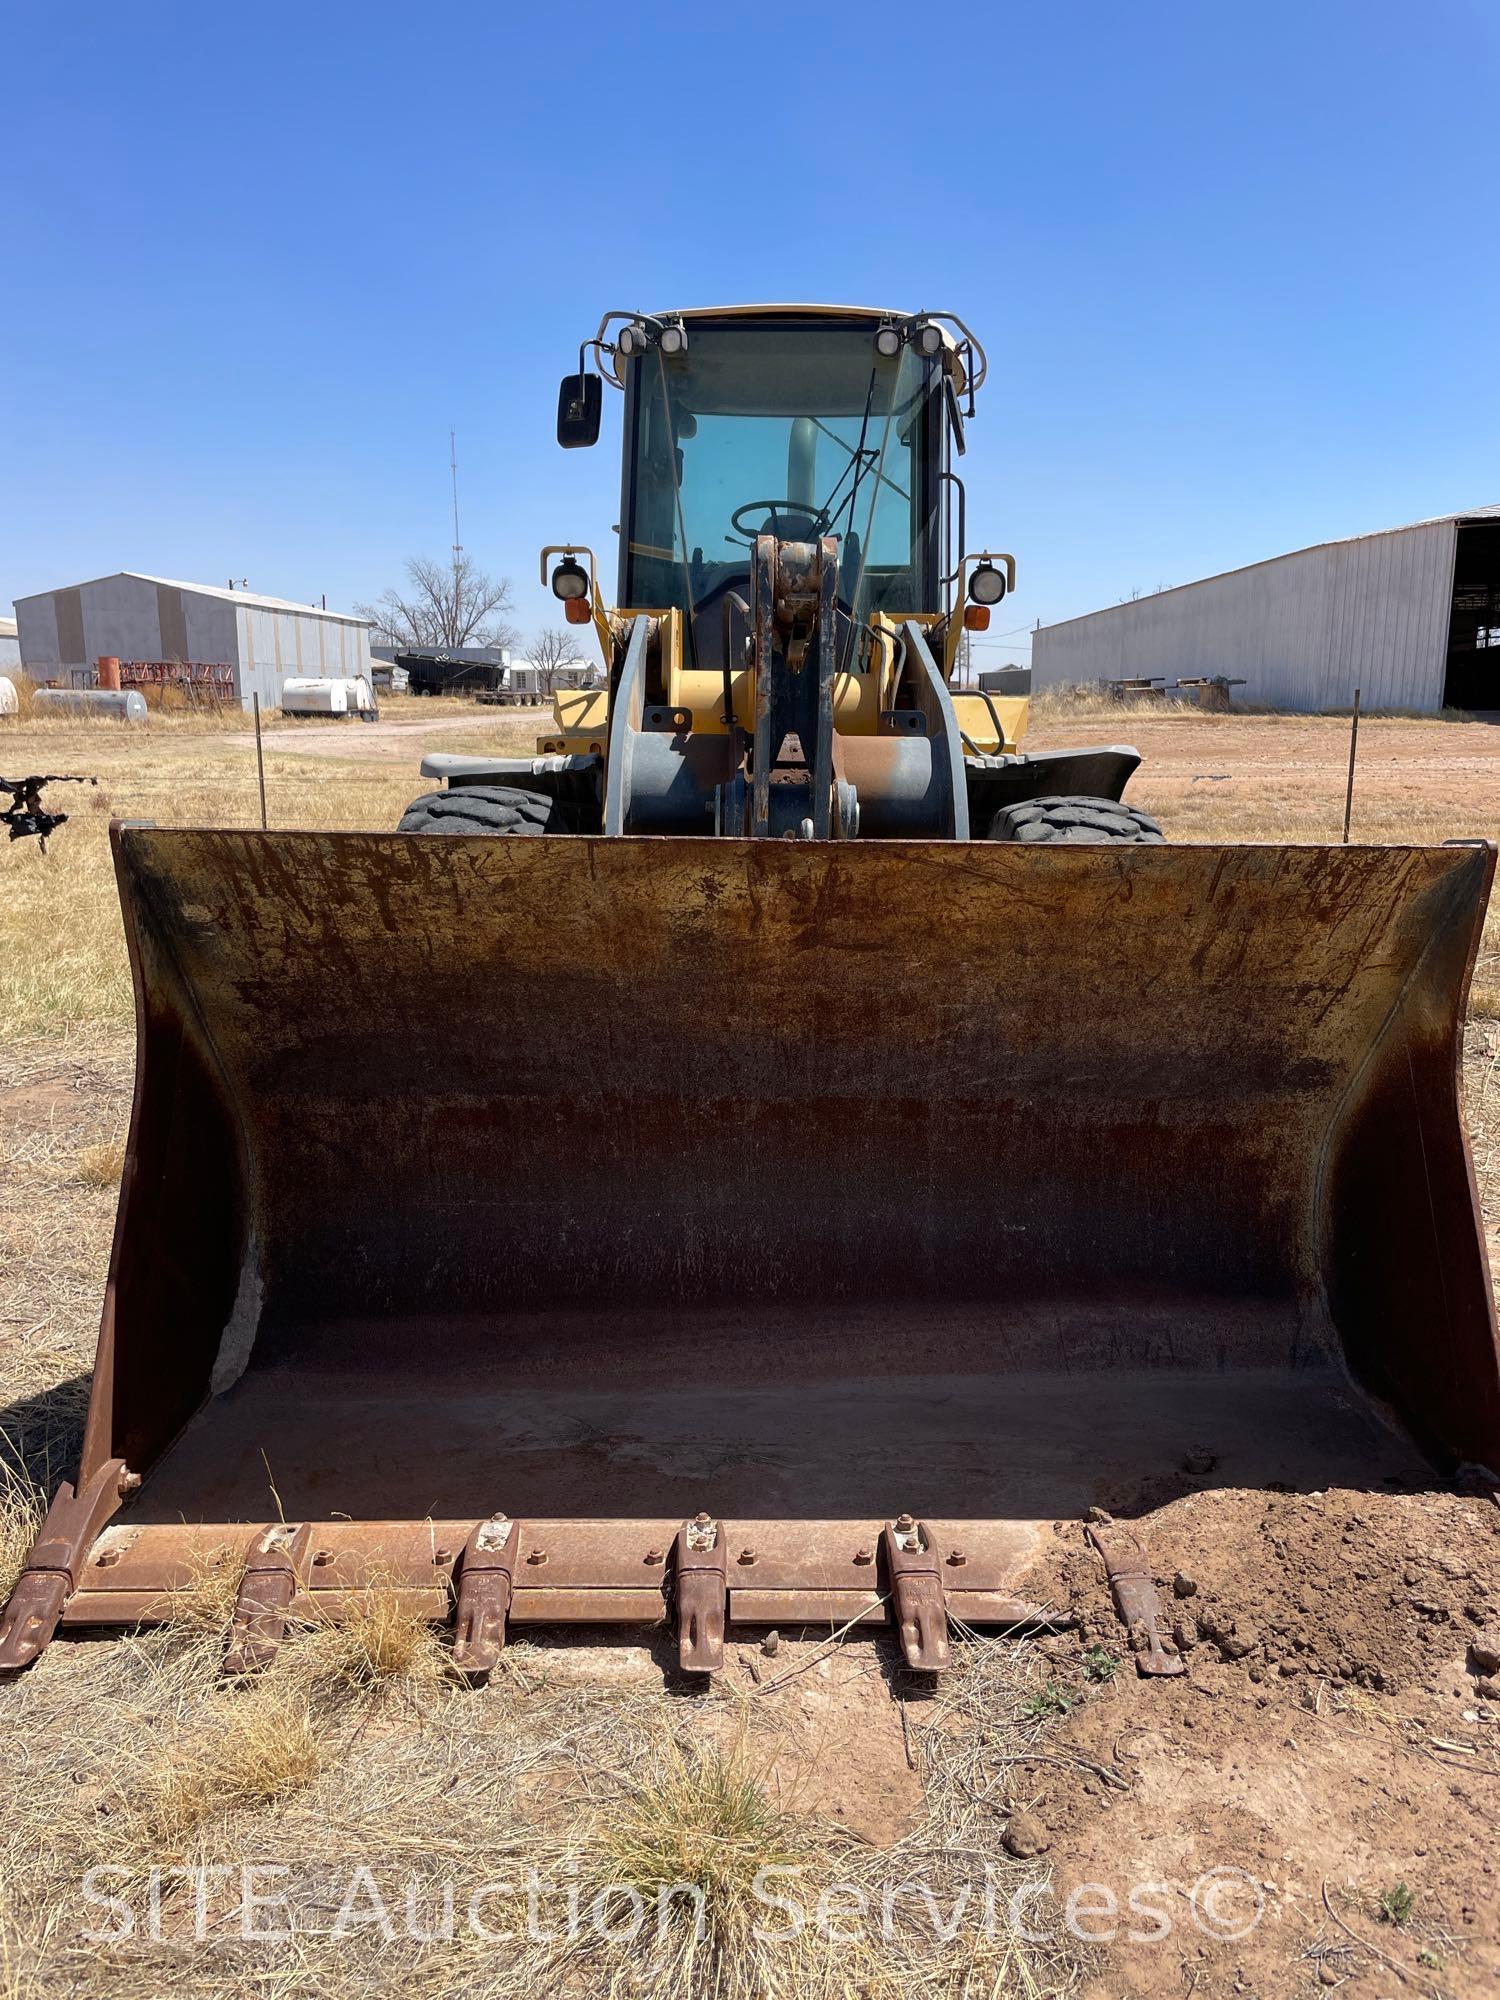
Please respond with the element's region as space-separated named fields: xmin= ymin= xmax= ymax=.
xmin=1033 ymin=1485 xmax=1500 ymax=1697
xmin=1014 ymin=1485 xmax=1500 ymax=1996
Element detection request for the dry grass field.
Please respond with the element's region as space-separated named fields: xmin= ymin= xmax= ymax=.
xmin=1 ymin=694 xmax=1497 ymax=1999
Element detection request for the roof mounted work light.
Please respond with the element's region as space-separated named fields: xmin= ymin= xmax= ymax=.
xmin=913 ymin=320 xmax=945 ymax=358
xmin=658 ymin=322 xmax=688 ymax=356
xmin=615 ymin=321 xmax=651 ymax=358
xmin=874 ymin=323 xmax=903 ymax=358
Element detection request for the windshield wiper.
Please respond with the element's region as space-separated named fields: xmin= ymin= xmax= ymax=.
xmin=809 ymin=417 xmax=910 ymax=529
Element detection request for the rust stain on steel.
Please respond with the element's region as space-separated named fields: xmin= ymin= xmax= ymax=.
xmin=4 ymin=828 xmax=1493 ymax=1654
xmin=1087 ymin=1515 xmax=1186 ymax=1677
xmin=452 ymin=1513 xmax=520 ymax=1671
xmin=0 ymin=1458 xmax=129 ymax=1667
xmin=223 ymin=1522 xmax=312 ymax=1674
xmin=673 ymin=1512 xmax=728 ymax=1673
xmin=62 ymin=1519 xmax=1042 ymax=1608
xmin=884 ymin=1516 xmax=952 ymax=1671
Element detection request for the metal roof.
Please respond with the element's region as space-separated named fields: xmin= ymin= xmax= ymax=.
xmin=14 ymin=572 xmax=371 ymax=623
xmin=662 ymin=304 xmax=905 ymax=321
xmin=1039 ymin=505 xmax=1500 ymax=635
xmin=645 ymin=305 xmax=967 ymax=364
xmin=1404 ymin=503 xmax=1500 ymax=530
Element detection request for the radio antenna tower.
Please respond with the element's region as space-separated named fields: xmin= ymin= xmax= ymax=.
xmin=449 ymin=429 xmax=463 ymax=581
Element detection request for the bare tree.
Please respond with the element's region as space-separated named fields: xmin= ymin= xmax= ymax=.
xmin=524 ymin=627 xmax=590 ymax=698
xmin=355 ymin=555 xmax=517 ymax=652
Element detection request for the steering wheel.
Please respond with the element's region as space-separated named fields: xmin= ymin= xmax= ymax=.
xmin=729 ymin=498 xmax=828 ymax=545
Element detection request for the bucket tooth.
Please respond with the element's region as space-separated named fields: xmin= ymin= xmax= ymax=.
xmin=452 ymin=1514 xmax=519 ymax=1672
xmin=0 ymin=1459 xmax=131 ymax=1671
xmin=884 ymin=1515 xmax=952 ymax=1672
xmin=1086 ymin=1514 xmax=1185 ymax=1677
xmin=674 ymin=1513 xmax=727 ymax=1674
xmin=223 ymin=1523 xmax=312 ymax=1675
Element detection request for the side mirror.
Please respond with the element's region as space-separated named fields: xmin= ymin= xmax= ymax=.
xmin=557 ymin=373 xmax=601 ymax=449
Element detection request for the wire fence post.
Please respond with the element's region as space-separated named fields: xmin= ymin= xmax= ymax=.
xmin=1341 ymin=686 xmax=1361 ymax=844
xmin=252 ymin=692 xmax=268 ymax=830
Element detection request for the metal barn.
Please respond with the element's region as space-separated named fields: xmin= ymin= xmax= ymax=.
xmin=1032 ymin=506 xmax=1500 ymax=714
xmin=13 ymin=573 xmax=372 ymax=712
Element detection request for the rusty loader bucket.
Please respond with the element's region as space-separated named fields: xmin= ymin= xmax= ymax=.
xmin=3 ymin=827 xmax=1497 ymax=1673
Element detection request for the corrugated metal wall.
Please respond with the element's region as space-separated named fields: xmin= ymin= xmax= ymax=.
xmin=14 ymin=578 xmax=370 ymax=711
xmin=17 ymin=576 xmax=169 ymax=679
xmin=14 ymin=592 xmax=61 ymax=669
xmin=1033 ymin=520 xmax=1458 ymax=712
xmin=236 ymin=606 xmax=371 ymax=711
xmin=181 ymin=593 xmax=238 ymax=671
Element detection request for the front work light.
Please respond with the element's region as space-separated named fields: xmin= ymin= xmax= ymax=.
xmin=914 ymin=321 xmax=944 ymax=357
xmin=659 ymin=323 xmax=689 ymax=356
xmin=551 ymin=558 xmax=590 ymax=602
xmin=616 ymin=321 xmax=650 ymax=358
xmin=874 ymin=324 xmax=903 ymax=358
xmin=969 ymin=562 xmax=1006 ymax=606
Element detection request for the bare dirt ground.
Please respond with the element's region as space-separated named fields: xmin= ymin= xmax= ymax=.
xmin=1 ymin=697 xmax=1497 ymax=1998
xmin=222 ymin=700 xmax=553 ymax=761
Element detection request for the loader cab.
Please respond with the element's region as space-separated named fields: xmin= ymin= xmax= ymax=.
xmin=607 ymin=310 xmax=952 ymax=669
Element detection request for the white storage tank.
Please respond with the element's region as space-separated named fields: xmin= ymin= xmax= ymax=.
xmin=281 ymin=676 xmax=376 ymax=718
xmin=31 ymin=687 xmax=147 ymax=722
xmin=0 ymin=676 xmax=18 ymax=718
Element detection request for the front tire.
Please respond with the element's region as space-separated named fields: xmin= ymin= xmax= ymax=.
xmin=988 ymin=795 xmax=1164 ymax=844
xmin=397 ymin=784 xmax=578 ymax=836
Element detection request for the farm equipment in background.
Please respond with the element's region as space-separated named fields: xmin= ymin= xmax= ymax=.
xmin=399 ymin=650 xmax=509 ymax=698
xmin=3 ymin=306 xmax=1496 ymax=1681
xmin=0 ymin=772 xmax=94 ymax=850
xmin=118 ymin=661 xmax=236 ymax=709
xmin=279 ymin=675 xmax=378 ymax=721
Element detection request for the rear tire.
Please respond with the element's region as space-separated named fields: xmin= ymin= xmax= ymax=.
xmin=988 ymin=795 xmax=1164 ymax=844
xmin=397 ymin=784 xmax=577 ymax=836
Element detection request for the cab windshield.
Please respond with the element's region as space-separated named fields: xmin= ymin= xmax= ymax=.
xmin=622 ymin=322 xmax=938 ymax=626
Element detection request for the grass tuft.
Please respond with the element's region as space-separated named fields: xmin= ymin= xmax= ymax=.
xmin=69 ymin=1140 xmax=124 ymax=1189
xmin=596 ymin=1734 xmax=806 ymax=1915
xmin=122 ymin=1682 xmax=325 ymax=1854
xmin=289 ymin=1582 xmax=453 ymax=1695
xmin=154 ymin=1544 xmax=247 ymax=1648
xmin=0 ymin=1459 xmax=44 ymax=1606
xmin=570 ymin=1732 xmax=878 ymax=1998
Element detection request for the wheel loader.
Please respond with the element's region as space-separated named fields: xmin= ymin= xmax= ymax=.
xmin=4 ymin=304 xmax=1496 ymax=1681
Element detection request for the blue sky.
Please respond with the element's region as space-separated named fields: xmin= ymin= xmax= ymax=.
xmin=4 ymin=1 xmax=1497 ymax=658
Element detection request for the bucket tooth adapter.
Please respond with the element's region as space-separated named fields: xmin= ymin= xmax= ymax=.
xmin=6 ymin=305 xmax=1498 ymax=1674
